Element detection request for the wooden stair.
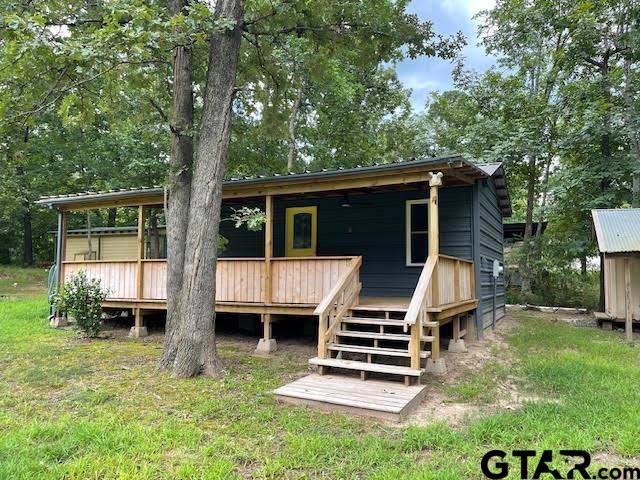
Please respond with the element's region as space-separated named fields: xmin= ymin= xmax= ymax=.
xmin=311 ymin=307 xmax=435 ymax=384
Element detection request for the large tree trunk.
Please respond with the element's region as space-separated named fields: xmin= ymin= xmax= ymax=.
xmin=161 ymin=0 xmax=196 ymax=371
xmin=623 ymin=58 xmax=640 ymax=207
xmin=520 ymin=154 xmax=537 ymax=294
xmin=287 ymin=87 xmax=303 ymax=172
xmin=22 ymin=203 xmax=33 ymax=265
xmin=161 ymin=0 xmax=244 ymax=377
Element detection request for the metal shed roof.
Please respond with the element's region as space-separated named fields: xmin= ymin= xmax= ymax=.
xmin=36 ymin=156 xmax=511 ymax=215
xmin=592 ymin=209 xmax=640 ymax=254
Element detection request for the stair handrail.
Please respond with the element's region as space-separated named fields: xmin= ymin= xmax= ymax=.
xmin=403 ymin=255 xmax=438 ymax=332
xmin=314 ymin=256 xmax=362 ymax=358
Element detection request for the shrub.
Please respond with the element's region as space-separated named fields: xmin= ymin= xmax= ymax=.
xmin=55 ymin=271 xmax=107 ymax=337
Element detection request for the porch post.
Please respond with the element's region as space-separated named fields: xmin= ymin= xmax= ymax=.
xmin=264 ymin=195 xmax=273 ymax=304
xmin=428 ymin=172 xmax=442 ymax=258
xmin=50 ymin=210 xmax=69 ymax=328
xmin=425 ymin=172 xmax=448 ymax=375
xmin=256 ymin=195 xmax=277 ymax=353
xmin=130 ymin=205 xmax=148 ymax=337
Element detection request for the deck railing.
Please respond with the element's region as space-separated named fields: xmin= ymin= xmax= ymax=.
xmin=403 ymin=254 xmax=475 ymax=368
xmin=61 ymin=256 xmax=358 ymax=306
xmin=314 ymin=256 xmax=362 ymax=358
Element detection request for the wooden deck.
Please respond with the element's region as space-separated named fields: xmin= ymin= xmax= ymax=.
xmin=274 ymin=373 xmax=427 ymax=422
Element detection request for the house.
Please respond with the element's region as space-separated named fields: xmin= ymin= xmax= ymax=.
xmin=592 ymin=208 xmax=640 ymax=340
xmin=59 ymin=226 xmax=167 ymax=261
xmin=37 ymin=156 xmax=511 ymax=384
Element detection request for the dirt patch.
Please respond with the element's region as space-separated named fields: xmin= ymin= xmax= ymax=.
xmin=592 ymin=452 xmax=640 ymax=468
xmin=407 ymin=314 xmax=541 ymax=427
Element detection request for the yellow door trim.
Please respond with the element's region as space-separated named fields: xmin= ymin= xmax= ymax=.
xmin=285 ymin=206 xmax=317 ymax=257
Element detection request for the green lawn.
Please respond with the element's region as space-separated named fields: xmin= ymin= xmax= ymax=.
xmin=0 ymin=269 xmax=639 ymax=479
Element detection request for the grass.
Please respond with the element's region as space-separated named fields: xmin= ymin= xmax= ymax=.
xmin=0 ymin=265 xmax=49 ymax=298
xmin=1 ymin=267 xmax=639 ymax=478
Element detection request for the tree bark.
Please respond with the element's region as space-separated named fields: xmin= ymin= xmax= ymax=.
xmin=149 ymin=209 xmax=161 ymax=259
xmin=520 ymin=154 xmax=538 ymax=294
xmin=161 ymin=0 xmax=195 ymax=370
xmin=622 ymin=58 xmax=640 ymax=207
xmin=107 ymin=208 xmax=117 ymax=227
xmin=161 ymin=0 xmax=244 ymax=377
xmin=287 ymin=87 xmax=303 ymax=172
xmin=22 ymin=204 xmax=33 ymax=265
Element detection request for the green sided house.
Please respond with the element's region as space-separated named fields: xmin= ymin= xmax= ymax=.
xmin=38 ymin=156 xmax=510 ymax=384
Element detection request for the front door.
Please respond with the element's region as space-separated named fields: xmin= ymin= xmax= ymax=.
xmin=285 ymin=206 xmax=317 ymax=256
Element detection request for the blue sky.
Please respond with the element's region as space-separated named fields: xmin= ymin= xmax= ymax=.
xmin=397 ymin=0 xmax=497 ymax=111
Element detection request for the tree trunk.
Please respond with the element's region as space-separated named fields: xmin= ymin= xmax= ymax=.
xmin=581 ymin=256 xmax=587 ymax=277
xmin=520 ymin=154 xmax=537 ymax=294
xmin=22 ymin=204 xmax=33 ymax=265
xmin=149 ymin=209 xmax=161 ymax=259
xmin=161 ymin=0 xmax=195 ymax=370
xmin=107 ymin=208 xmax=117 ymax=227
xmin=161 ymin=0 xmax=244 ymax=377
xmin=622 ymin=58 xmax=640 ymax=207
xmin=287 ymin=87 xmax=303 ymax=172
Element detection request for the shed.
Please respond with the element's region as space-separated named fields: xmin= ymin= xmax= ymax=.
xmin=592 ymin=208 xmax=640 ymax=339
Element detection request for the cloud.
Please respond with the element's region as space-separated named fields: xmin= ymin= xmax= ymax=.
xmin=397 ymin=0 xmax=498 ymax=111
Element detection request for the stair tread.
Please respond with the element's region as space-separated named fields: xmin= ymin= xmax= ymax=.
xmin=310 ymin=357 xmax=423 ymax=376
xmin=328 ymin=343 xmax=430 ymax=359
xmin=336 ymin=330 xmax=410 ymax=340
xmin=351 ymin=305 xmax=408 ymax=313
xmin=342 ymin=316 xmax=405 ymax=326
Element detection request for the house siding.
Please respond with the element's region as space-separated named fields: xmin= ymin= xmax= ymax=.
xmin=221 ymin=187 xmax=472 ymax=297
xmin=219 ymin=181 xmax=505 ymax=320
xmin=474 ymin=178 xmax=506 ymax=329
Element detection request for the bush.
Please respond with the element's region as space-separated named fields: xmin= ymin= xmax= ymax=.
xmin=55 ymin=271 xmax=107 ymax=337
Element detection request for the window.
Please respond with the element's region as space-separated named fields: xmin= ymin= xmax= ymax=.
xmin=292 ymin=212 xmax=312 ymax=248
xmin=406 ymin=199 xmax=428 ymax=266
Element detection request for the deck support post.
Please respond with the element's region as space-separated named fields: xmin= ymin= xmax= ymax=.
xmin=129 ymin=308 xmax=148 ymax=337
xmin=448 ymin=315 xmax=467 ymax=353
xmin=255 ymin=313 xmax=277 ymax=354
xmin=425 ymin=322 xmax=447 ymax=374
xmin=625 ymin=257 xmax=633 ymax=342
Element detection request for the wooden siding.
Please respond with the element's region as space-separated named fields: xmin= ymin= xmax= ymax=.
xmin=63 ymin=261 xmax=137 ymax=298
xmin=604 ymin=256 xmax=640 ymax=320
xmin=142 ymin=260 xmax=166 ymax=300
xmin=64 ymin=257 xmax=355 ymax=306
xmin=474 ymin=178 xmax=506 ymax=328
xmin=271 ymin=257 xmax=353 ymax=304
xmin=269 ymin=188 xmax=474 ymax=297
xmin=215 ymin=259 xmax=265 ymax=303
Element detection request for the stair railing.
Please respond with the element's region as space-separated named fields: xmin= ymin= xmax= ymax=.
xmin=403 ymin=255 xmax=439 ymax=369
xmin=314 ymin=256 xmax=362 ymax=358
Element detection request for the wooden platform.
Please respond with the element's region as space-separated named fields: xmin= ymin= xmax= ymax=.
xmin=274 ymin=373 xmax=427 ymax=422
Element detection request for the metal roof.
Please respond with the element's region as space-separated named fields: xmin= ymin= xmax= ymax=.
xmin=592 ymin=209 xmax=640 ymax=254
xmin=36 ymin=156 xmax=511 ymax=215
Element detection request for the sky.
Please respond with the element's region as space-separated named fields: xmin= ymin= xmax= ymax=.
xmin=397 ymin=0 xmax=497 ymax=112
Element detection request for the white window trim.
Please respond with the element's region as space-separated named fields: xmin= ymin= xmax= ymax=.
xmin=406 ymin=199 xmax=428 ymax=267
